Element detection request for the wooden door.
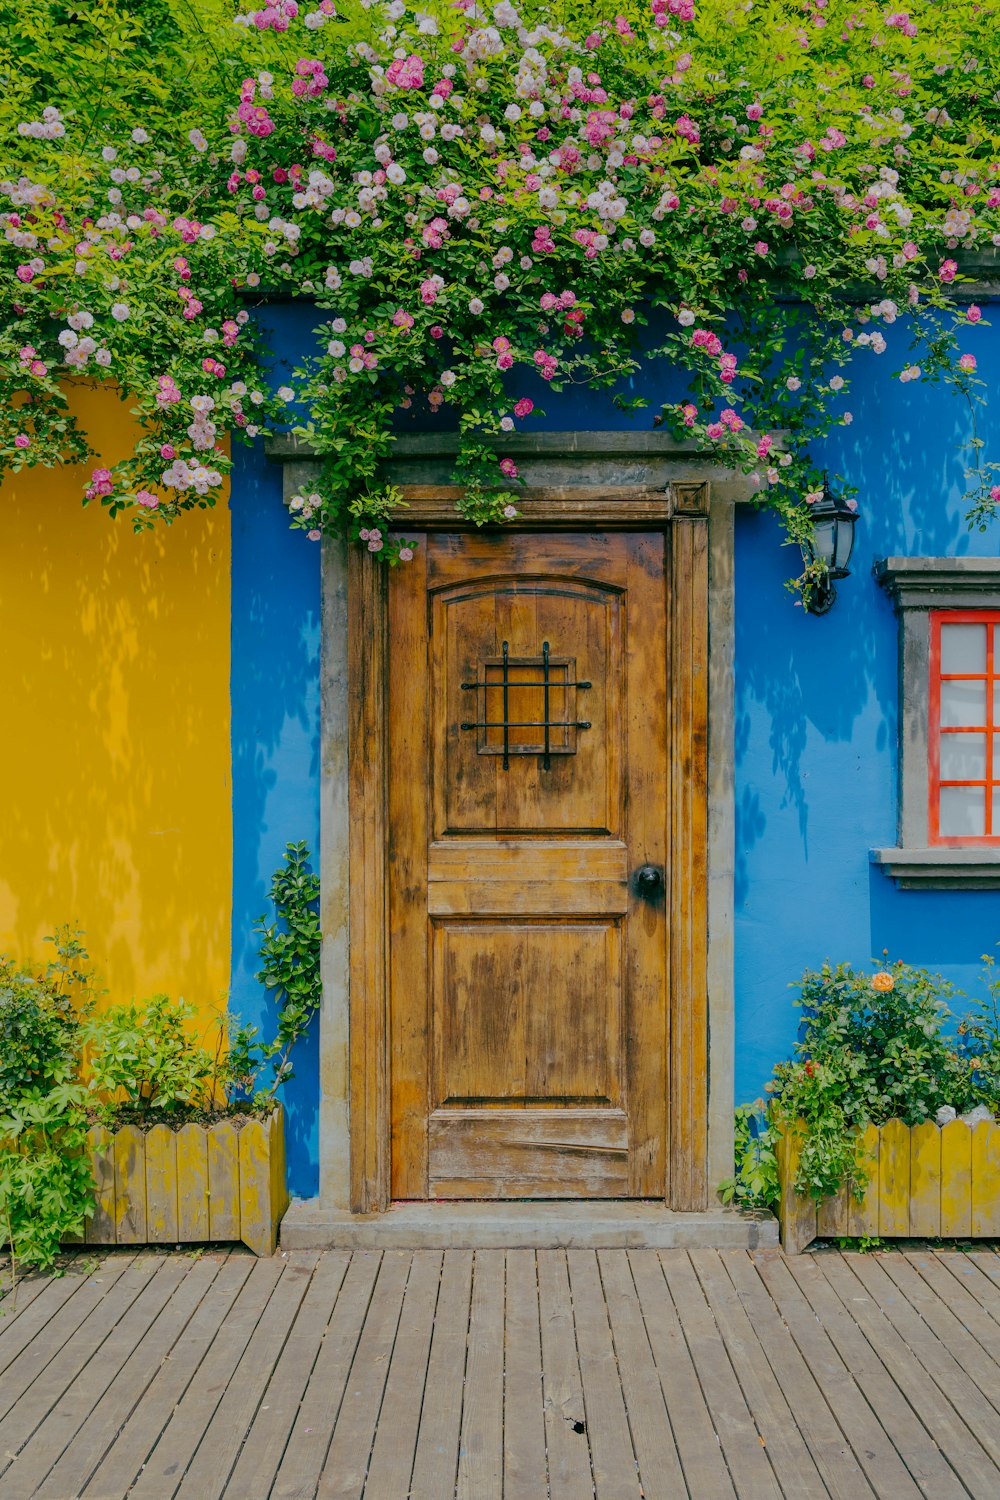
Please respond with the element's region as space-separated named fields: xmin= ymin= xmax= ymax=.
xmin=388 ymin=532 xmax=669 ymax=1199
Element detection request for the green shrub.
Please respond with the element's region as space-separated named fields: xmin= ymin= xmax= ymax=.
xmin=729 ymin=953 xmax=1000 ymax=1208
xmin=719 ymin=1102 xmax=779 ymax=1215
xmin=85 ymin=993 xmax=216 ymax=1117
xmin=0 ymin=929 xmax=94 ymax=1273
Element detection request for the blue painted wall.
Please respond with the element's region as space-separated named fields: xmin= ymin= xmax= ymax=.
xmin=230 ymin=302 xmax=322 ymax=1198
xmin=233 ymin=301 xmax=1000 ymax=1196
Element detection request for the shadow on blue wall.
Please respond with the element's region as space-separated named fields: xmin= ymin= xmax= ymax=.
xmin=230 ymin=306 xmax=322 ymax=1197
xmin=734 ymin=313 xmax=1000 ymax=1106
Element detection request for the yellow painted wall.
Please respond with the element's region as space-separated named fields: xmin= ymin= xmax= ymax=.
xmin=0 ymin=384 xmax=231 ymax=1029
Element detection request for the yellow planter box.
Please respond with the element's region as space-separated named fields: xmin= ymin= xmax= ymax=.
xmin=77 ymin=1106 xmax=289 ymax=1257
xmin=777 ymin=1117 xmax=1000 ymax=1254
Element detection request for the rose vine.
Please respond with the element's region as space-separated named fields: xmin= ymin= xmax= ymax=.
xmin=2 ymin=0 xmax=999 ymax=589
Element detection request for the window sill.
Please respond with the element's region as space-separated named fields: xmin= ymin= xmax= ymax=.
xmin=871 ymin=847 xmax=1000 ymax=890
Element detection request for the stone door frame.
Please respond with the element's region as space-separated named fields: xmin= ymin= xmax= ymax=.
xmin=268 ymin=431 xmax=746 ymax=1216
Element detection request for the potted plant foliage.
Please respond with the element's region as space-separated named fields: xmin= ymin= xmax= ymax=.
xmin=724 ymin=952 xmax=1000 ymax=1252
xmin=0 ymin=842 xmax=320 ymax=1280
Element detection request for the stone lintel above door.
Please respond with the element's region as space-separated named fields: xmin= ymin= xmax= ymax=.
xmin=265 ymin=428 xmax=763 ymax=513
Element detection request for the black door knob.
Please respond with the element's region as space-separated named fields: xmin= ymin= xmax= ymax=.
xmin=633 ymin=864 xmax=664 ymax=900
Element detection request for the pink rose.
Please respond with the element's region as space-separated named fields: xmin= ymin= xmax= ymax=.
xmin=959 ymin=353 xmax=977 ymax=372
xmin=136 ymin=490 xmax=159 ymax=509
xmin=967 ymin=305 xmax=982 ymax=324
xmin=513 ymin=398 xmax=533 ymax=418
xmin=14 ymin=434 xmax=29 ymax=449
xmin=939 ymin=259 xmax=958 ymax=283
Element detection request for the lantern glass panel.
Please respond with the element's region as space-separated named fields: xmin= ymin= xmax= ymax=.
xmin=834 ymin=516 xmax=856 ymax=573
xmin=811 ymin=518 xmax=838 ymax=568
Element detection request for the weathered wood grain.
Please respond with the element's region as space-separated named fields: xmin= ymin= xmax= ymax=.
xmin=5 ymin=1247 xmax=1000 ymax=1498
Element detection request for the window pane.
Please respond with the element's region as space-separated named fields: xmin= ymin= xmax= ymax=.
xmin=939 ymin=785 xmax=986 ymax=836
xmin=940 ymin=732 xmax=986 ymax=782
xmin=940 ymin=678 xmax=987 ymax=727
xmin=994 ymin=730 xmax=1000 ymax=781
xmin=941 ymin=623 xmax=987 ymax=674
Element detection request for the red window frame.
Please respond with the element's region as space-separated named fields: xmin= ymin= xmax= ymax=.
xmin=929 ymin=609 xmax=999 ymax=845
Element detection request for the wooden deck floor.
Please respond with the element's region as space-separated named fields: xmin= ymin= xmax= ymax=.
xmin=1 ymin=1246 xmax=1000 ymax=1498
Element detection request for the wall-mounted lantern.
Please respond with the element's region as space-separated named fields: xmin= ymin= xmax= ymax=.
xmin=801 ymin=475 xmax=859 ymax=615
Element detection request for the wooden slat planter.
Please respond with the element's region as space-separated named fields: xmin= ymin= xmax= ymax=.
xmin=778 ymin=1117 xmax=1000 ymax=1254
xmin=79 ymin=1107 xmax=289 ymax=1256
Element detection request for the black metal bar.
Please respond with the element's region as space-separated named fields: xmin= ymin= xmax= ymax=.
xmin=461 ymin=679 xmax=591 ymax=690
xmin=502 ymin=640 xmax=509 ymax=771
xmin=542 ymin=640 xmax=551 ymax=772
xmin=460 ymin=721 xmax=592 ymax=731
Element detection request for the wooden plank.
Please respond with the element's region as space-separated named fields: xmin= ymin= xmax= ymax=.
xmin=349 ymin=546 xmax=391 ymax=1212
xmin=238 ymin=1119 xmax=274 ymax=1256
xmin=85 ymin=1126 xmax=116 ymax=1245
xmin=269 ymin=1107 xmax=289 ymax=1228
xmin=0 ymin=1272 xmax=54 ymax=1343
xmin=33 ymin=1257 xmax=223 ymax=1500
xmin=848 ymin=1124 xmax=880 ymax=1238
xmin=502 ymin=1250 xmax=548 ymax=1500
xmin=428 ymin=1109 xmax=629 ymax=1199
xmin=81 ymin=1255 xmax=255 ymax=1500
xmin=0 ymin=1270 xmax=91 ymax=1376
xmin=315 ymin=1250 xmax=411 ymax=1500
xmin=751 ymin=1254 xmax=922 ymax=1500
xmin=535 ymin=1249 xmax=594 ymax=1500
xmin=127 ymin=1254 xmax=286 ymax=1499
xmin=691 ymin=1251 xmax=828 ymax=1499
xmin=656 ymin=1251 xmax=778 ymax=1500
xmin=409 ymin=1249 xmax=473 ymax=1500
xmin=174 ymin=1253 xmax=319 ymax=1499
xmin=940 ymin=1120 xmax=973 ymax=1236
xmin=270 ymin=1251 xmax=382 ymax=1500
xmin=145 ymin=1125 xmax=179 ymax=1244
xmin=934 ymin=1249 xmax=1000 ymax=1327
xmin=364 ymin=1251 xmax=443 ymax=1500
xmin=427 ymin=877 xmax=630 ymax=915
xmin=225 ymin=1252 xmax=350 ymax=1499
xmin=0 ymin=1257 xmax=191 ymax=1497
xmin=566 ymin=1250 xmax=642 ymax=1500
xmin=628 ymin=1250 xmax=735 ymax=1499
xmin=597 ymin=1250 xmax=685 ymax=1500
xmin=877 ymin=1120 xmax=910 ymax=1237
xmin=874 ymin=1254 xmax=1000 ymax=1432
xmin=901 ymin=1250 xmax=1000 ymax=1367
xmin=908 ymin=1122 xmax=941 ymax=1238
xmin=847 ymin=1254 xmax=1000 ymax=1472
xmin=818 ymin=1254 xmax=998 ymax=1495
xmin=776 ymin=1126 xmax=817 ymax=1254
xmin=113 ymin=1124 xmax=147 ymax=1242
xmin=668 ymin=516 xmax=710 ymax=1211
xmin=967 ymin=1250 xmax=1000 ymax=1294
xmin=783 ymin=1256 xmax=967 ymax=1500
xmin=816 ymin=1181 xmax=850 ymax=1239
xmin=723 ymin=1252 xmax=878 ymax=1500
xmin=972 ymin=1121 xmax=1000 ymax=1236
xmin=455 ymin=1249 xmax=505 ymax=1500
xmin=176 ymin=1124 xmax=210 ymax=1241
xmin=0 ymin=1255 xmax=136 ymax=1413
xmin=206 ymin=1123 xmax=240 ymax=1243
xmin=0 ymin=1256 xmax=156 ymax=1475
xmin=624 ymin=534 xmax=669 ymax=1198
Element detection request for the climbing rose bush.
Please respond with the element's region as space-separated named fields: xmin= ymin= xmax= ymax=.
xmin=2 ymin=0 xmax=999 ymax=581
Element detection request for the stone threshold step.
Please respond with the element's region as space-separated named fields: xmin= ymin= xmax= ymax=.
xmin=280 ymin=1198 xmax=777 ymax=1251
